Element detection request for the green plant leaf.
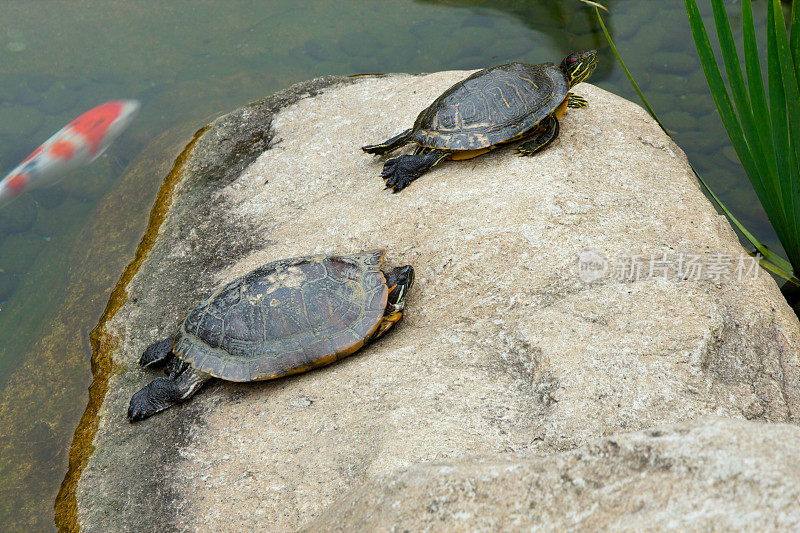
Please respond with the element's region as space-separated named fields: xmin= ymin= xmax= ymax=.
xmin=685 ymin=1 xmax=773 ymax=212
xmin=710 ymin=0 xmax=783 ymax=226
xmin=741 ymin=0 xmax=774 ymax=191
xmin=591 ymin=4 xmax=799 ymax=284
xmin=766 ymin=0 xmax=797 ymax=264
xmin=791 ymin=0 xmax=800 ymax=67
xmin=577 ymin=0 xmax=608 ymax=12
xmin=771 ymin=0 xmax=800 ymax=189
xmin=593 ymin=8 xmax=667 ymax=131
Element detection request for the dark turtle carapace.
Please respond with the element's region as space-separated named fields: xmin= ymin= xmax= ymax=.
xmin=363 ymin=50 xmax=598 ymax=192
xmin=128 ymin=250 xmax=413 ymax=421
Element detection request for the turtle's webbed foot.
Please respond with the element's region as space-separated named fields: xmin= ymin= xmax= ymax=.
xmin=128 ymin=377 xmax=183 ymax=422
xmin=380 ymin=149 xmax=449 ymax=193
xmin=128 ymin=366 xmax=211 ymax=422
xmin=567 ymin=94 xmax=588 ymax=109
xmin=139 ymin=337 xmax=174 ymax=368
xmin=382 ymin=155 xmax=422 ymax=193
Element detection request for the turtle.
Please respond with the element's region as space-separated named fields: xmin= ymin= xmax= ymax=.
xmin=362 ymin=50 xmax=599 ymax=192
xmin=127 ymin=250 xmax=414 ymax=422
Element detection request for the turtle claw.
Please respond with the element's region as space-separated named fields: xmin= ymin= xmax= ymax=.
xmin=567 ymin=94 xmax=589 ymax=109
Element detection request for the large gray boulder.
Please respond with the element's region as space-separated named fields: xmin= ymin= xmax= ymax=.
xmin=69 ymin=71 xmax=800 ymax=531
xmin=308 ymin=416 xmax=800 ymax=531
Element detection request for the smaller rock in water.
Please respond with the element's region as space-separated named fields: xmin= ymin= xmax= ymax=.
xmin=6 ymin=41 xmax=26 ymax=52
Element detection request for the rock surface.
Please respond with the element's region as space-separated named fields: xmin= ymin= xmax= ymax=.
xmin=72 ymin=72 xmax=800 ymax=531
xmin=308 ymin=416 xmax=800 ymax=531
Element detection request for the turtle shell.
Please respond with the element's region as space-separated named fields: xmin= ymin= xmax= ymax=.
xmin=411 ymin=62 xmax=570 ymax=150
xmin=172 ymin=250 xmax=389 ymax=382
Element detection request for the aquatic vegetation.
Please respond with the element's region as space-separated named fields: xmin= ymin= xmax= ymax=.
xmin=685 ymin=0 xmax=800 ymax=287
xmin=584 ymin=0 xmax=800 ymax=287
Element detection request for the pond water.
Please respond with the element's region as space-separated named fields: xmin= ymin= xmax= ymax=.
xmin=0 ymin=0 xmax=781 ymax=530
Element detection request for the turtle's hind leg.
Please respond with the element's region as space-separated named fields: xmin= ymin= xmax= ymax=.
xmin=517 ymin=116 xmax=560 ymax=156
xmin=139 ymin=336 xmax=174 ymax=368
xmin=362 ymin=128 xmax=413 ymax=155
xmin=127 ymin=362 xmax=212 ymax=422
xmin=382 ymin=149 xmax=449 ymax=192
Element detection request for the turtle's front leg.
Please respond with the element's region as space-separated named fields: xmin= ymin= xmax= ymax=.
xmin=382 ymin=149 xmax=449 ymax=192
xmin=567 ymin=93 xmax=588 ymax=109
xmin=128 ymin=362 xmax=212 ymax=422
xmin=517 ymin=116 xmax=560 ymax=156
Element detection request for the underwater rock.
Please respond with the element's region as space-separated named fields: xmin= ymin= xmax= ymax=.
xmin=0 ymin=196 xmax=37 ymax=234
xmin=39 ymin=82 xmax=80 ymax=116
xmin=73 ymin=72 xmax=800 ymax=531
xmin=0 ymin=105 xmax=44 ymax=138
xmin=0 ymin=233 xmax=45 ymax=274
xmin=0 ymin=272 xmax=20 ymax=302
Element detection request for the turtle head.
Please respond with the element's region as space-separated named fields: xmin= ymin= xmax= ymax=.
xmin=385 ymin=265 xmax=414 ymax=308
xmin=561 ymin=50 xmax=598 ymax=87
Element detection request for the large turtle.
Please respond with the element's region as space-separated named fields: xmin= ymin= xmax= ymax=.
xmin=128 ymin=250 xmax=413 ymax=421
xmin=363 ymin=50 xmax=598 ymax=192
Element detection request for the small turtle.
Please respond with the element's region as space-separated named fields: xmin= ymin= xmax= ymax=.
xmin=363 ymin=50 xmax=598 ymax=192
xmin=128 ymin=250 xmax=413 ymax=421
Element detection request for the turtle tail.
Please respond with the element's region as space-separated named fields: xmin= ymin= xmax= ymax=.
xmin=362 ymin=128 xmax=413 ymax=155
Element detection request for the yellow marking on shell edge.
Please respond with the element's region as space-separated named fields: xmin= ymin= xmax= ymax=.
xmin=554 ymin=98 xmax=569 ymax=120
xmin=451 ymin=147 xmax=493 ymax=161
xmin=260 ymin=338 xmax=367 ymax=380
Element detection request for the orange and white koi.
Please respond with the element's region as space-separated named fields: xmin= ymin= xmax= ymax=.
xmin=0 ymin=100 xmax=140 ymax=208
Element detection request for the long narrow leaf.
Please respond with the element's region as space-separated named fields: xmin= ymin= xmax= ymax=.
xmin=789 ymin=143 xmax=800 ymax=267
xmin=791 ymin=0 xmax=800 ymax=67
xmin=593 ymin=5 xmax=797 ymax=283
xmin=742 ymin=0 xmax=774 ymax=152
xmin=740 ymin=0 xmax=795 ymax=242
xmin=742 ymin=0 xmax=775 ymax=191
xmin=771 ymin=0 xmax=800 ymax=181
xmin=710 ymin=0 xmax=782 ymax=222
xmin=593 ymin=10 xmax=667 ymax=131
xmin=766 ymin=0 xmax=796 ymax=264
xmin=685 ymin=1 xmax=777 ymax=220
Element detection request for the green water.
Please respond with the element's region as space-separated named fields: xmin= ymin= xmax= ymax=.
xmin=0 ymin=0 xmax=782 ymax=530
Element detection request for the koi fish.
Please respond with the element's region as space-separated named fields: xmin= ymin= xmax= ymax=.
xmin=0 ymin=99 xmax=140 ymax=208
